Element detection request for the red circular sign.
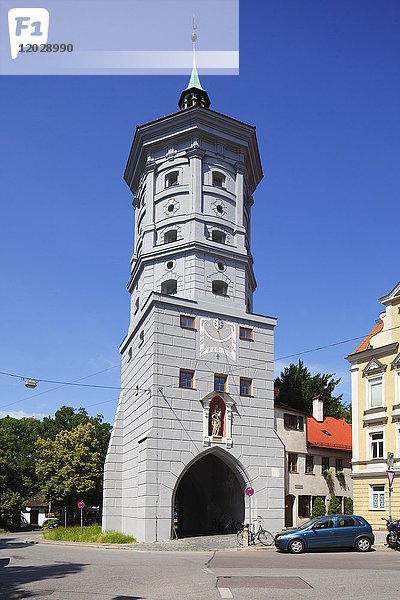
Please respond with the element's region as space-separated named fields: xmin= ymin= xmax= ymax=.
xmin=77 ymin=501 xmax=85 ymax=509
xmin=245 ymin=486 xmax=255 ymax=497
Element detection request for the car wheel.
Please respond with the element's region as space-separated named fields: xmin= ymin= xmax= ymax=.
xmin=355 ymin=537 xmax=371 ymax=552
xmin=288 ymin=538 xmax=305 ymax=554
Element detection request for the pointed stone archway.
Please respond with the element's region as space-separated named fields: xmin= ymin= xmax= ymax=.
xmin=172 ymin=449 xmax=247 ymax=537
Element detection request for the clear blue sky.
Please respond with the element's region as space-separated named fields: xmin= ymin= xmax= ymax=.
xmin=0 ymin=0 xmax=399 ymax=423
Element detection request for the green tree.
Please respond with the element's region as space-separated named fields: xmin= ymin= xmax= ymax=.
xmin=40 ymin=406 xmax=111 ymax=454
xmin=327 ymin=495 xmax=342 ymax=515
xmin=36 ymin=422 xmax=105 ymax=507
xmin=0 ymin=416 xmax=42 ymax=527
xmin=0 ymin=407 xmax=111 ymax=528
xmin=275 ymin=360 xmax=351 ymax=422
xmin=311 ymin=497 xmax=326 ymax=518
xmin=344 ymin=497 xmax=353 ymax=515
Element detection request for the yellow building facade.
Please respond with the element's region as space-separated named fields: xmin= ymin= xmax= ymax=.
xmin=347 ymin=282 xmax=400 ymax=526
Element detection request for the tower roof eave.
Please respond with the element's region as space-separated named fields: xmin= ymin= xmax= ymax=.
xmin=124 ymin=107 xmax=263 ymax=193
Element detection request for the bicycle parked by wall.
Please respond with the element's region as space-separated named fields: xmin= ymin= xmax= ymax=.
xmin=237 ymin=516 xmax=274 ymax=547
xmin=222 ymin=515 xmax=242 ymax=534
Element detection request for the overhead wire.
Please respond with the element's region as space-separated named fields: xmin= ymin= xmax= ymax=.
xmin=0 ymin=323 xmax=399 ymax=412
xmin=0 ymin=346 xmax=158 ymax=410
xmin=0 ymin=365 xmax=119 ymax=411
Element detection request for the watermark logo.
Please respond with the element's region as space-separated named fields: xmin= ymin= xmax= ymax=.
xmin=2 ymin=1 xmax=238 ymax=75
xmin=8 ymin=8 xmax=49 ymax=59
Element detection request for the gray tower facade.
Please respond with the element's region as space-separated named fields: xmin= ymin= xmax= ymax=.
xmin=103 ymin=75 xmax=285 ymax=542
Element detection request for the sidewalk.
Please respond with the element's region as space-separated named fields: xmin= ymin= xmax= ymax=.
xmin=1 ymin=531 xmax=239 ymax=552
xmin=372 ymin=527 xmax=387 ymax=546
xmin=40 ymin=533 xmax=240 ymax=552
xmin=2 ymin=529 xmax=388 ymax=552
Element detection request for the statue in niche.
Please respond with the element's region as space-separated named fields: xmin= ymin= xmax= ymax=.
xmin=211 ymin=404 xmax=222 ymax=437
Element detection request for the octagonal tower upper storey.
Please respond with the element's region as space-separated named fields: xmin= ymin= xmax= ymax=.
xmin=124 ymin=72 xmax=263 ymax=324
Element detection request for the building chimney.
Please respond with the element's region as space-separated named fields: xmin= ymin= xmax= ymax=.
xmin=312 ymin=396 xmax=324 ymax=422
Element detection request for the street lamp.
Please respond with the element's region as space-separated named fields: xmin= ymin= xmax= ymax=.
xmin=24 ymin=379 xmax=38 ymax=389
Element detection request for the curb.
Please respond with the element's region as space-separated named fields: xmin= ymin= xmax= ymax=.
xmin=39 ymin=539 xmax=138 ymax=550
xmin=24 ymin=537 xmax=388 ymax=552
xmin=37 ymin=538 xmax=243 ymax=552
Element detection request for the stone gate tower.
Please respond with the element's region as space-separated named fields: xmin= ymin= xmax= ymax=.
xmin=103 ymin=43 xmax=285 ymax=542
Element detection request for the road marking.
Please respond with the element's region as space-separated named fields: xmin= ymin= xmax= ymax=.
xmin=202 ymin=567 xmax=214 ymax=574
xmin=218 ymin=588 xmax=233 ymax=599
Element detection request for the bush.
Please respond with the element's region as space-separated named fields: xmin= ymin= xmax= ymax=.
xmin=311 ymin=497 xmax=326 ymax=518
xmin=327 ymin=495 xmax=341 ymax=515
xmin=42 ymin=518 xmax=62 ymax=529
xmin=344 ymin=497 xmax=353 ymax=515
xmin=42 ymin=524 xmax=136 ymax=544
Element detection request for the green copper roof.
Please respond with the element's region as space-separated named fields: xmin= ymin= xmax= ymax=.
xmin=186 ymin=54 xmax=204 ymax=90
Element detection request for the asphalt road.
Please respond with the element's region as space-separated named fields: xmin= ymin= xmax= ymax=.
xmin=1 ymin=533 xmax=400 ymax=600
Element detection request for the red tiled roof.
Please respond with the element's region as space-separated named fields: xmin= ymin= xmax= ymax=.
xmin=353 ymin=320 xmax=383 ymax=354
xmin=307 ymin=416 xmax=352 ymax=450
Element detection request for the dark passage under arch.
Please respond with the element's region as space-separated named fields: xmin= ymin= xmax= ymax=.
xmin=174 ymin=453 xmax=245 ymax=537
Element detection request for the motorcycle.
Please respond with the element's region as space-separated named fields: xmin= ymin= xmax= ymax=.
xmin=382 ymin=517 xmax=400 ymax=550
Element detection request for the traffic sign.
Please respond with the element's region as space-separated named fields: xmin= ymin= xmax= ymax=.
xmin=245 ymin=486 xmax=254 ymax=497
xmin=78 ymin=500 xmax=85 ymax=509
xmin=387 ymin=470 xmax=395 ymax=488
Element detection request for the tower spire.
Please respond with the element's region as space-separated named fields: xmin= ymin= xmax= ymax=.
xmin=187 ymin=18 xmax=204 ymax=91
xmin=178 ymin=19 xmax=210 ymax=110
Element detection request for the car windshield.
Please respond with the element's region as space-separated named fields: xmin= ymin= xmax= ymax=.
xmin=297 ymin=518 xmax=320 ymax=530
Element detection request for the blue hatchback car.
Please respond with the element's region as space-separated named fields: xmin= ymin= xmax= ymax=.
xmin=274 ymin=515 xmax=374 ymax=554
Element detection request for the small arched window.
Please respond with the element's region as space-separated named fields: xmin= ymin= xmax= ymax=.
xmin=139 ymin=330 xmax=145 ymax=346
xmin=161 ymin=279 xmax=177 ymax=295
xmin=212 ymin=230 xmax=226 ymax=244
xmin=212 ymin=281 xmax=228 ymax=296
xmin=164 ymin=229 xmax=178 ymax=244
xmin=140 ymin=185 xmax=146 ymax=206
xmin=165 ymin=171 xmax=179 ymax=188
xmin=212 ymin=171 xmax=226 ymax=188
